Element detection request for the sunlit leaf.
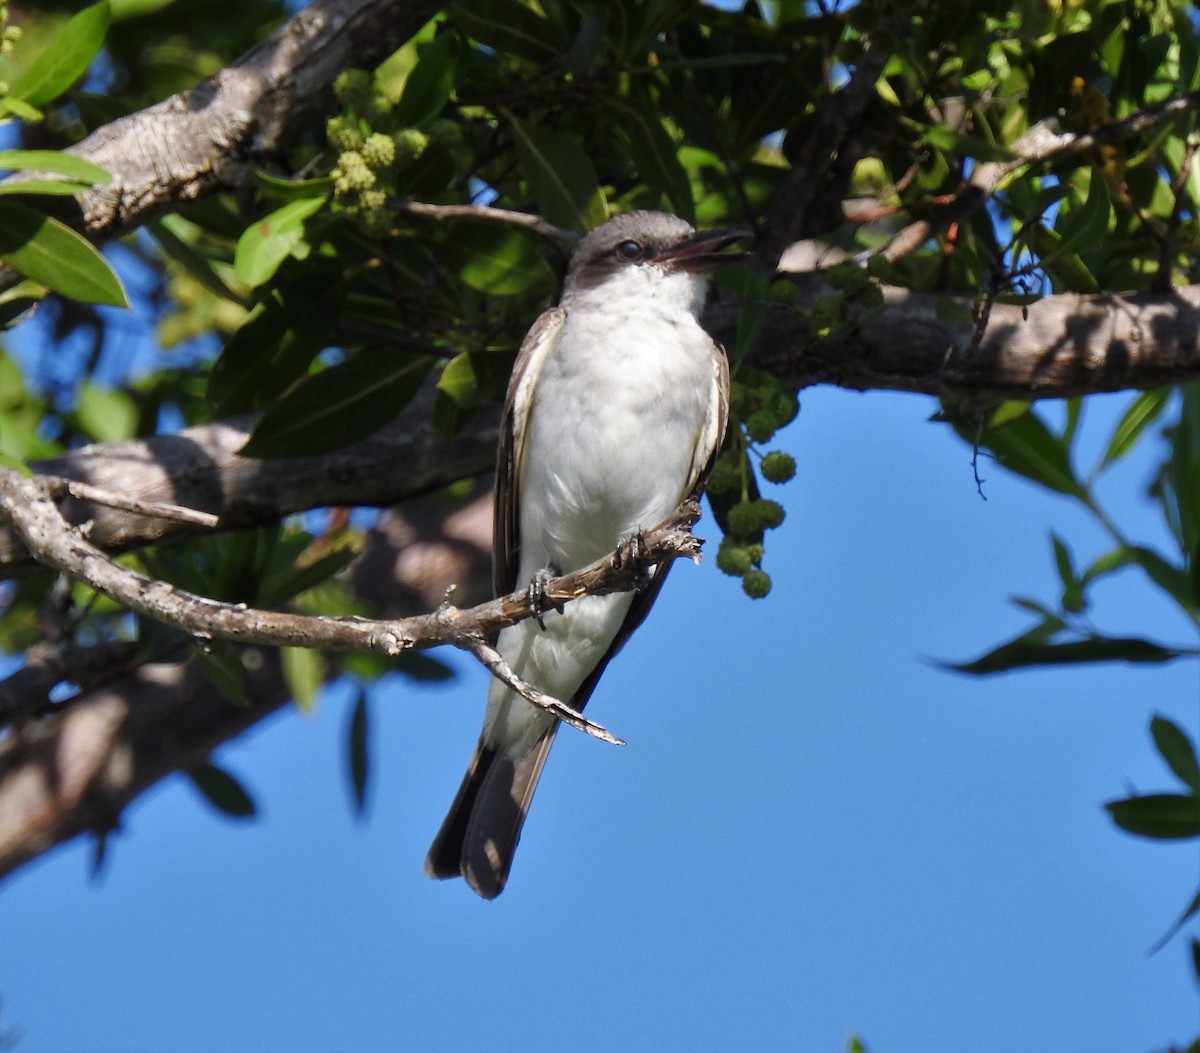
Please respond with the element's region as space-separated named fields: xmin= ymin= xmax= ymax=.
xmin=392 ymin=31 xmax=461 ymax=129
xmin=606 ymin=97 xmax=693 ymax=219
xmin=441 ymin=223 xmax=556 ymax=297
xmin=281 ymin=645 xmax=323 ymax=712
xmin=0 ymin=201 xmax=128 ymax=307
xmin=234 ymin=194 xmax=328 ymax=288
xmin=0 ymin=179 xmax=95 ymax=197
xmin=0 ymin=150 xmax=111 ymax=184
xmin=8 ymin=1 xmax=111 ymax=108
xmin=1099 ymin=388 xmax=1171 ymax=469
xmin=910 ymin=119 xmax=1020 ymax=163
xmin=76 ymin=384 xmax=137 ymax=444
xmin=509 ymin=115 xmax=607 ymax=232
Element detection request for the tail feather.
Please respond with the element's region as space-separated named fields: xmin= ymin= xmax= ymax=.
xmin=425 ymin=730 xmax=558 ymax=899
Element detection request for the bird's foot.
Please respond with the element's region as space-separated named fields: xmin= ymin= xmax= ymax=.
xmin=613 ymin=529 xmax=655 ymax=590
xmin=526 ymin=564 xmax=563 ymax=630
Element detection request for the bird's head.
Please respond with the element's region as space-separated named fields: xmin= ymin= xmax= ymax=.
xmin=562 ymin=211 xmax=748 ymax=316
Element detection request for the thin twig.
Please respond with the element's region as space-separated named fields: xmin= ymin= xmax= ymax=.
xmin=53 ymin=478 xmax=221 ymax=528
xmin=455 ymin=635 xmax=624 ymax=745
xmin=391 ymin=199 xmax=579 ymax=244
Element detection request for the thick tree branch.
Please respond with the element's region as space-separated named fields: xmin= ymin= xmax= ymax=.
xmin=0 ymin=385 xmax=499 ymax=574
xmin=0 ymin=647 xmax=292 ymax=879
xmin=56 ymin=0 xmax=446 ymax=242
xmin=735 ymin=281 xmax=1200 ymax=400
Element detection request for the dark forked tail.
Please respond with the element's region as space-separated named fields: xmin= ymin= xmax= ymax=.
xmin=425 ymin=730 xmax=558 ymax=899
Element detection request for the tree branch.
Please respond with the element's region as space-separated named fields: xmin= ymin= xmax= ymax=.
xmin=0 ymin=646 xmax=293 ymax=879
xmin=0 ymin=384 xmax=499 ymax=574
xmin=392 ymin=198 xmax=580 ymax=243
xmin=55 ymin=0 xmax=447 ymax=243
xmin=0 ymin=485 xmax=496 ymax=884
xmin=0 ymin=467 xmax=704 ymax=734
xmin=736 ymin=280 xmax=1200 ymax=400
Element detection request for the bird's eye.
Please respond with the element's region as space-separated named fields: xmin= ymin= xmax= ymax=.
xmin=615 ymin=239 xmax=643 ymax=261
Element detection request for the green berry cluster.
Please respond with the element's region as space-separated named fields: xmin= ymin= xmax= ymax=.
xmin=707 ymin=367 xmax=799 ymax=599
xmin=0 ymin=2 xmax=20 ymax=86
xmin=326 ymin=68 xmax=445 ymax=236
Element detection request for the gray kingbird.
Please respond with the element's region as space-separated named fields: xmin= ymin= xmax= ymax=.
xmin=426 ymin=210 xmax=746 ymax=898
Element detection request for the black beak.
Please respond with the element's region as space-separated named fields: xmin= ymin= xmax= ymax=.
xmin=653 ymin=227 xmax=751 ymax=273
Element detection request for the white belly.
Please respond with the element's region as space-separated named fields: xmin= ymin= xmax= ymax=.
xmin=484 ymin=303 xmax=719 ymax=755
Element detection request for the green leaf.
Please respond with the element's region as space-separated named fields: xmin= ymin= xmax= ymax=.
xmin=1050 ymin=532 xmax=1083 ymax=613
xmin=1151 ymin=714 xmax=1200 ymax=794
xmin=239 ymin=352 xmax=434 ymax=459
xmin=186 ymin=761 xmax=258 ymax=820
xmin=1099 ymin=388 xmax=1171 ymax=469
xmin=208 ymin=275 xmax=342 ymax=415
xmin=347 ymin=691 xmax=370 ymax=818
xmin=251 ymin=169 xmax=334 ymax=203
xmin=0 ymin=201 xmax=128 ymax=307
xmin=1055 ymin=167 xmax=1113 ymax=256
xmin=392 ymin=31 xmax=461 ymax=129
xmin=1125 ymin=545 xmax=1195 ymax=613
xmin=0 ymin=180 xmax=96 ymax=198
xmin=0 ymin=150 xmax=111 ymax=184
xmin=76 ymin=384 xmax=137 ymax=443
xmin=606 ymin=97 xmax=693 ymax=219
xmin=1025 ymin=224 xmax=1099 ymax=293
xmin=0 ymin=97 xmax=44 ymax=122
xmin=1105 ymin=792 xmax=1200 ymax=840
xmin=436 ymin=352 xmax=477 ymax=406
xmin=912 ymin=120 xmax=1020 ymax=163
xmin=149 ymin=217 xmax=244 ymax=306
xmin=947 ymin=634 xmax=1186 ymax=675
xmin=281 ymin=645 xmax=323 ymax=712
xmin=194 ymin=647 xmax=248 ymax=706
xmin=980 ymin=404 xmax=1084 ymax=497
xmin=258 ymin=547 xmax=357 ymax=609
xmin=433 ymin=351 xmax=478 ymax=434
xmin=395 ymin=651 xmax=456 ymax=682
xmin=509 ymin=115 xmax=607 ymax=232
xmin=1080 ymin=547 xmax=1135 ymax=587
xmin=441 ymin=223 xmax=556 ymax=297
xmin=449 ymin=0 xmax=564 ymax=62
xmin=234 ymin=194 xmax=328 ymax=288
xmin=1148 ymin=886 xmax=1200 ymax=955
xmin=8 ymin=1 xmax=111 ymax=108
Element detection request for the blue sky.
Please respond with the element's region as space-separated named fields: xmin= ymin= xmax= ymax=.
xmin=3 ymin=381 xmax=1198 ymax=1052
